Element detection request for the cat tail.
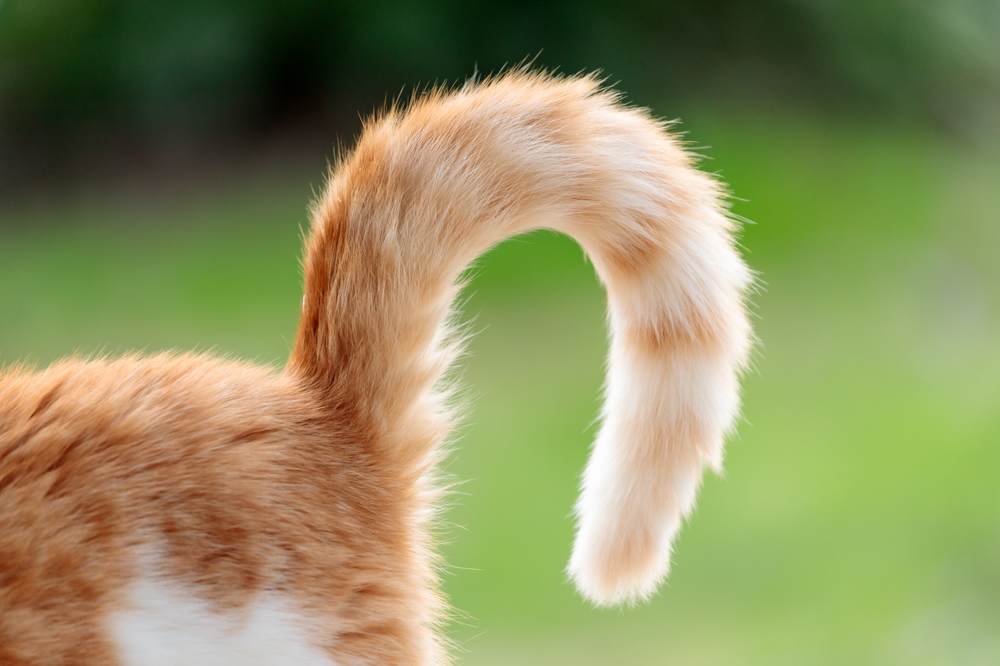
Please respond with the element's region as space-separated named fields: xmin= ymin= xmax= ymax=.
xmin=287 ymin=71 xmax=753 ymax=606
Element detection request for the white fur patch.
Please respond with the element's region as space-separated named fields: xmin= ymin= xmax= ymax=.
xmin=110 ymin=576 xmax=336 ymax=666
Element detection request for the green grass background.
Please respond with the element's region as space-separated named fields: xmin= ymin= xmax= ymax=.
xmin=2 ymin=111 xmax=999 ymax=664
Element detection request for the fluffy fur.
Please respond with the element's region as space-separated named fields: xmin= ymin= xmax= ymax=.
xmin=0 ymin=72 xmax=753 ymax=664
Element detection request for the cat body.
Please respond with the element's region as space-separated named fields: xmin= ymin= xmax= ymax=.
xmin=0 ymin=73 xmax=753 ymax=664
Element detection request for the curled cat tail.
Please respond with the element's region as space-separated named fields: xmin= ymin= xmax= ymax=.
xmin=287 ymin=72 xmax=753 ymax=606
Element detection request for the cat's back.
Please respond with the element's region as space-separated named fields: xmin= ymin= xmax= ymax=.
xmin=0 ymin=354 xmax=315 ymax=512
xmin=0 ymin=355 xmax=421 ymax=665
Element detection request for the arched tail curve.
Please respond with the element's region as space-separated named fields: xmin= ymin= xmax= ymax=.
xmin=287 ymin=71 xmax=753 ymax=605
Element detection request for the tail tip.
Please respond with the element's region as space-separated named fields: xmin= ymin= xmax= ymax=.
xmin=567 ymin=518 xmax=680 ymax=607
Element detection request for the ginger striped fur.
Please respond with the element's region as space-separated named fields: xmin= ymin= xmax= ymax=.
xmin=0 ymin=72 xmax=753 ymax=664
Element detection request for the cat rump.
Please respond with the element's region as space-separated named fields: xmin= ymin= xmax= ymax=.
xmin=0 ymin=72 xmax=753 ymax=665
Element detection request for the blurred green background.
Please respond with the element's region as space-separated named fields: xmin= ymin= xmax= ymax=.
xmin=2 ymin=1 xmax=1000 ymax=664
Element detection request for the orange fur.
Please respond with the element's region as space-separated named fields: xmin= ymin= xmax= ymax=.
xmin=0 ymin=72 xmax=753 ymax=664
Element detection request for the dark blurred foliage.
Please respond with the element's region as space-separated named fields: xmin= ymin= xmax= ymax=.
xmin=1 ymin=0 xmax=998 ymax=193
